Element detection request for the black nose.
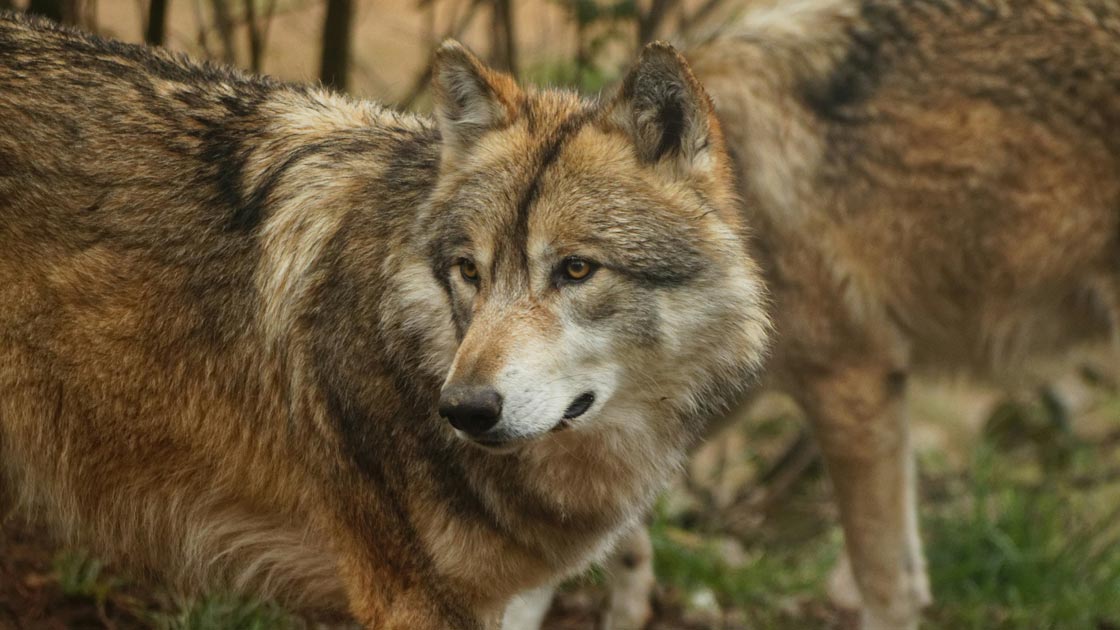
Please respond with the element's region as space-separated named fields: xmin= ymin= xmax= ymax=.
xmin=438 ymin=385 xmax=503 ymax=436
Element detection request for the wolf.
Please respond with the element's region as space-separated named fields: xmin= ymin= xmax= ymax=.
xmin=0 ymin=13 xmax=770 ymax=629
xmin=671 ymin=1 xmax=1120 ymax=628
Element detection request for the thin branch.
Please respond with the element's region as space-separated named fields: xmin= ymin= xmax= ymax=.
xmin=722 ymin=431 xmax=821 ymax=535
xmin=399 ymin=0 xmax=485 ymax=109
xmin=145 ymin=0 xmax=168 ymax=46
xmin=191 ymin=0 xmax=215 ymax=59
xmin=208 ymin=0 xmax=237 ymax=64
xmin=245 ymin=0 xmax=278 ymax=72
xmin=319 ymin=0 xmax=354 ymax=91
xmin=637 ymin=0 xmax=681 ymax=46
xmin=488 ymin=0 xmax=516 ymax=77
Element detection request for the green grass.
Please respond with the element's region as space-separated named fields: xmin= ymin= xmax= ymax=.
xmin=155 ymin=595 xmax=298 ymax=630
xmin=52 ymin=550 xmax=298 ymax=629
xmin=924 ymin=448 xmax=1120 ymax=630
xmin=648 ymin=501 xmax=840 ymax=626
xmin=54 ymin=549 xmax=125 ymax=604
xmin=647 ymin=442 xmax=1120 ymax=629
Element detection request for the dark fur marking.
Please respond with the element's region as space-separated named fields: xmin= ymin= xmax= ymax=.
xmin=239 ymin=133 xmax=389 ymax=233
xmin=801 ymin=1 xmax=914 ymax=122
xmin=83 ymin=193 xmax=107 ymax=213
xmin=508 ymin=107 xmax=598 ymax=274
xmin=207 ymin=93 xmax=276 ymax=233
xmin=0 ymin=13 xmax=284 ymax=234
xmin=309 ymin=172 xmax=508 ymax=538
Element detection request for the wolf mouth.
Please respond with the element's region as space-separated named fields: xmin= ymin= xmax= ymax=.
xmin=550 ymin=391 xmax=595 ymax=433
xmin=562 ymin=392 xmax=595 ymax=420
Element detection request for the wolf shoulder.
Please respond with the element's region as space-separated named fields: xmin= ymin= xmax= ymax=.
xmin=0 ymin=13 xmax=437 ymax=248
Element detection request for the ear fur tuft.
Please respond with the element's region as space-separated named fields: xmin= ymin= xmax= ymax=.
xmin=607 ymin=41 xmax=721 ymax=173
xmin=431 ymin=40 xmax=520 ymax=161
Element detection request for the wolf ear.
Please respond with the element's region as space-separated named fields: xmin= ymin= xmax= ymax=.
xmin=606 ymin=42 xmax=721 ymax=175
xmin=431 ymin=40 xmax=520 ymax=161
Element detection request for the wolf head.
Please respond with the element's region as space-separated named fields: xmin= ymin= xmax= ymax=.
xmin=416 ymin=41 xmax=769 ymax=450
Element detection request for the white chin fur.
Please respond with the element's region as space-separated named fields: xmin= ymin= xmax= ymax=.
xmin=489 ymin=337 xmax=621 ymax=441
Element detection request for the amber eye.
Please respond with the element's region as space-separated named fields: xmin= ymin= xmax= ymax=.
xmin=459 ymin=259 xmax=479 ymax=283
xmin=562 ymin=257 xmax=595 ymax=282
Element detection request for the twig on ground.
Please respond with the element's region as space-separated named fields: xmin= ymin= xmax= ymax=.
xmin=722 ymin=430 xmax=820 ymax=535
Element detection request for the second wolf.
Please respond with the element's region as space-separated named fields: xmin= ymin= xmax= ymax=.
xmin=581 ymin=1 xmax=1120 ymax=629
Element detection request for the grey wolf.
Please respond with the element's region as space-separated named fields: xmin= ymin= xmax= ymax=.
xmin=681 ymin=1 xmax=1120 ymax=628
xmin=0 ymin=13 xmax=769 ymax=629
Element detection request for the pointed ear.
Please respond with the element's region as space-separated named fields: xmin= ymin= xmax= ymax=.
xmin=431 ymin=40 xmax=520 ymax=160
xmin=605 ymin=42 xmax=722 ymax=175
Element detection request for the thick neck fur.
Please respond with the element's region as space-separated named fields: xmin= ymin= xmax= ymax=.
xmin=247 ymin=87 xmax=689 ymax=610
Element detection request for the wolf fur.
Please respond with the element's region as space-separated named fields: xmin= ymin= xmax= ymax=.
xmin=0 ymin=13 xmax=771 ymax=629
xmin=682 ymin=1 xmax=1120 ymax=628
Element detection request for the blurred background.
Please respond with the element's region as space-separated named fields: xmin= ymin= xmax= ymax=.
xmin=0 ymin=0 xmax=742 ymax=105
xmin=1 ymin=2 xmax=1119 ymax=629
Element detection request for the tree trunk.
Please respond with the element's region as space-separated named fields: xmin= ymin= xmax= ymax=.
xmin=637 ymin=0 xmax=679 ymax=46
xmin=575 ymin=5 xmax=587 ymax=88
xmin=145 ymin=0 xmax=169 ymax=46
xmin=244 ymin=0 xmax=278 ymax=73
xmin=207 ymin=0 xmax=237 ymax=64
xmin=489 ymin=0 xmax=516 ymax=77
xmin=26 ymin=0 xmax=79 ymax=24
xmin=245 ymin=0 xmax=260 ymax=71
xmin=399 ymin=0 xmax=485 ymax=109
xmin=319 ymin=0 xmax=353 ymax=92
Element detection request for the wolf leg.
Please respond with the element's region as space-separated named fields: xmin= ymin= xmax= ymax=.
xmin=334 ymin=528 xmax=488 ymax=630
xmin=825 ymin=434 xmax=930 ymax=614
xmin=602 ymin=525 xmax=655 ymax=630
xmin=794 ymin=358 xmax=926 ymax=630
xmin=903 ymin=437 xmax=931 ymax=609
xmin=501 ymin=526 xmax=656 ymax=630
xmin=825 ymin=553 xmax=862 ymax=609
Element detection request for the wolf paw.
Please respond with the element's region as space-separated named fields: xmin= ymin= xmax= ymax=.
xmin=827 ymin=554 xmax=929 ymax=630
xmin=825 ymin=555 xmax=863 ymax=610
xmin=601 ymin=594 xmax=652 ymax=630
